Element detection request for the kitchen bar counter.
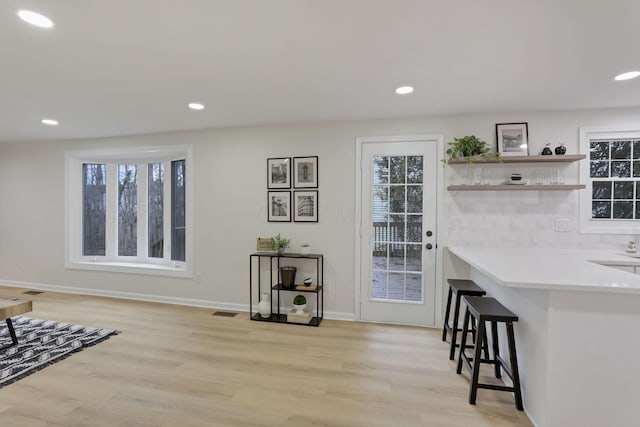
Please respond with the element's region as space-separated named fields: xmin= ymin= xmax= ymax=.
xmin=448 ymin=247 xmax=640 ymax=427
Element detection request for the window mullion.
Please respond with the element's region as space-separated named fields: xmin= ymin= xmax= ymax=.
xmin=105 ymin=163 xmax=118 ymax=261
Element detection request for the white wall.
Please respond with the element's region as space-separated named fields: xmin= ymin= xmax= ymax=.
xmin=0 ymin=107 xmax=639 ymax=319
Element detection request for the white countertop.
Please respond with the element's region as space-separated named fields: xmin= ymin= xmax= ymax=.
xmin=448 ymin=247 xmax=640 ymax=294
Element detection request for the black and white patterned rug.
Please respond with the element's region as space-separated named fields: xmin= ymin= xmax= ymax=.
xmin=0 ymin=316 xmax=118 ymax=388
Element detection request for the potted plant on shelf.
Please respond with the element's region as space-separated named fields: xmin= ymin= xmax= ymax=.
xmin=292 ymin=295 xmax=307 ymax=314
xmin=442 ymin=135 xmax=500 ymax=164
xmin=272 ymin=233 xmax=291 ymax=255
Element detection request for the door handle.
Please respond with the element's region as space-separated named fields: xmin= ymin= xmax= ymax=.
xmin=426 ymin=230 xmax=433 ymax=237
xmin=426 ymin=243 xmax=433 ymax=250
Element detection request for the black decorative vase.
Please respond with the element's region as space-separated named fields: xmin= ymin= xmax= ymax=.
xmin=554 ymin=145 xmax=567 ymax=155
xmin=541 ymin=146 xmax=553 ymax=155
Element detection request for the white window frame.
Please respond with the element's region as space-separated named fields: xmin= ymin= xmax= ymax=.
xmin=579 ymin=126 xmax=640 ymax=234
xmin=65 ymin=145 xmax=193 ymax=277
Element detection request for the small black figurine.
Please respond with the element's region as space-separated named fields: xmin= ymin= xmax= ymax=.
xmin=555 ymin=144 xmax=567 ymax=155
xmin=541 ymin=143 xmax=553 ymax=155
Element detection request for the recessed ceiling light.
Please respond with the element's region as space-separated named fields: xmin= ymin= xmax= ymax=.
xmin=17 ymin=10 xmax=54 ymax=28
xmin=188 ymin=102 xmax=205 ymax=110
xmin=41 ymin=118 xmax=59 ymax=126
xmin=614 ymin=71 xmax=640 ymax=81
xmin=395 ymin=86 xmax=414 ymax=95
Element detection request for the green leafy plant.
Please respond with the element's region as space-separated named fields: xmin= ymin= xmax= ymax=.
xmin=442 ymin=135 xmax=500 ymax=164
xmin=293 ymin=295 xmax=307 ymax=305
xmin=272 ymin=233 xmax=291 ymax=251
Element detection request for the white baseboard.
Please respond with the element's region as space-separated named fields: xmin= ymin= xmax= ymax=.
xmin=0 ymin=279 xmax=355 ymax=322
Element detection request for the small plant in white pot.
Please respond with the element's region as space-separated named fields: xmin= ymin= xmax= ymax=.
xmin=299 ymin=243 xmax=311 ymax=255
xmin=292 ymin=295 xmax=307 ymax=314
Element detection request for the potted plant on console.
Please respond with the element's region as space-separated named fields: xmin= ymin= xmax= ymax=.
xmin=272 ymin=233 xmax=291 ymax=255
xmin=292 ymin=295 xmax=307 ymax=314
xmin=443 ymin=135 xmax=500 ymax=164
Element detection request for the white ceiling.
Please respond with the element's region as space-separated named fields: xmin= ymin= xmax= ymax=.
xmin=2 ymin=0 xmax=640 ymax=143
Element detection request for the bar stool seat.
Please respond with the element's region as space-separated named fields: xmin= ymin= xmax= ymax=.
xmin=456 ymin=296 xmax=523 ymax=411
xmin=442 ymin=279 xmax=487 ymax=360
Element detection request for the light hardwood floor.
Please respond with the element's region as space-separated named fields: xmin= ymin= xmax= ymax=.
xmin=0 ymin=285 xmax=533 ymax=427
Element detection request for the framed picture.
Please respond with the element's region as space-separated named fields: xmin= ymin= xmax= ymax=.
xmin=293 ymin=156 xmax=318 ymax=188
xmin=294 ymin=190 xmax=318 ymax=222
xmin=267 ymin=158 xmax=291 ymax=189
xmin=268 ymin=191 xmax=291 ymax=222
xmin=496 ymin=123 xmax=529 ymax=156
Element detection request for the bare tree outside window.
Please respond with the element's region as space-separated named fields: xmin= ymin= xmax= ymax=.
xmin=148 ymin=163 xmax=164 ymax=258
xmin=82 ymin=163 xmax=106 ymax=256
xmin=118 ymin=164 xmax=138 ymax=256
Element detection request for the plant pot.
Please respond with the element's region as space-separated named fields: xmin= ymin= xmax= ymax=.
xmin=277 ymin=247 xmax=285 ymax=255
xmin=292 ymin=303 xmax=306 ymax=314
xmin=300 ymin=246 xmax=311 ymax=255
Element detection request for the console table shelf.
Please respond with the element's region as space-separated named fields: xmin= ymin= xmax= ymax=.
xmin=249 ymin=252 xmax=324 ymax=327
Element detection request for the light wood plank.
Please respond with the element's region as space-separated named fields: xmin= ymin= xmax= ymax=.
xmin=0 ymin=285 xmax=532 ymax=426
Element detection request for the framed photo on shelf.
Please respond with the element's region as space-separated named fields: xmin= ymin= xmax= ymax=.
xmin=293 ymin=156 xmax=318 ymax=188
xmin=293 ymin=190 xmax=318 ymax=222
xmin=268 ymin=191 xmax=291 ymax=222
xmin=267 ymin=157 xmax=291 ymax=189
xmin=496 ymin=123 xmax=529 ymax=156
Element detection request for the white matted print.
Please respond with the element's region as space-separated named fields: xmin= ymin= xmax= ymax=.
xmin=268 ymin=191 xmax=291 ymax=222
xmin=267 ymin=158 xmax=291 ymax=189
xmin=293 ymin=156 xmax=318 ymax=188
xmin=294 ymin=190 xmax=318 ymax=222
xmin=496 ymin=123 xmax=529 ymax=156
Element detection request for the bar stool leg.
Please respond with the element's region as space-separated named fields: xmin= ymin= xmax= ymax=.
xmin=442 ymin=287 xmax=453 ymax=342
xmin=491 ymin=320 xmax=501 ymax=378
xmin=449 ymin=293 xmax=462 ymax=360
xmin=456 ymin=307 xmax=471 ymax=374
xmin=469 ymin=318 xmax=485 ymax=405
xmin=506 ymin=322 xmax=524 ymax=411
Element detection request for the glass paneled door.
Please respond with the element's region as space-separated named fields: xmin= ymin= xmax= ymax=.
xmin=360 ymin=140 xmax=437 ymax=326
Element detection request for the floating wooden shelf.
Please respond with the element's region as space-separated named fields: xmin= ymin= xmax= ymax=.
xmin=448 ymin=184 xmax=586 ymax=191
xmin=447 ymin=154 xmax=586 ymax=164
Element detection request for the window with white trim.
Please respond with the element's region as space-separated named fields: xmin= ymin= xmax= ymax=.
xmin=66 ymin=145 xmax=192 ymax=276
xmin=580 ymin=127 xmax=640 ymax=234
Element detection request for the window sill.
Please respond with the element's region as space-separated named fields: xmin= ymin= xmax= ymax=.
xmin=66 ymin=260 xmax=192 ymax=278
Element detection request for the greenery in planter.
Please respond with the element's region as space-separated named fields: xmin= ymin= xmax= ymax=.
xmin=293 ymin=295 xmax=307 ymax=305
xmin=272 ymin=233 xmax=291 ymax=251
xmin=442 ymin=135 xmax=500 ymax=164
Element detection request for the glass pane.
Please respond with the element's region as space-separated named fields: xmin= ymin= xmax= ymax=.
xmin=371 ymin=270 xmax=387 ymax=299
xmin=372 ymin=243 xmax=388 ymax=269
xmin=611 ymin=140 xmax=631 ymax=159
xmin=172 ymin=160 xmax=186 ymax=261
xmin=372 ymin=185 xmax=389 ymax=220
xmin=634 ymin=161 xmax=640 ymax=178
xmin=592 ymin=201 xmax=611 ymax=219
xmin=406 ymin=216 xmax=422 ymax=243
xmin=590 ymin=161 xmax=609 ymax=178
xmin=390 ymin=156 xmax=406 ymax=184
xmin=634 ymin=141 xmax=640 ymax=160
xmin=614 ymin=181 xmax=634 ymax=199
xmin=406 ymin=244 xmax=422 ymax=271
xmin=407 ymin=185 xmax=422 ymax=213
xmin=389 ymin=243 xmax=405 ymax=270
xmin=118 ymin=164 xmax=138 ymax=256
xmin=611 ymin=161 xmax=631 ymax=178
xmin=636 ymin=202 xmax=640 ymax=220
xmin=388 ymin=273 xmax=405 ymax=300
xmin=613 ymin=201 xmax=633 ymax=219
xmin=390 ymin=186 xmax=405 ymax=213
xmin=372 ymin=222 xmax=388 ymax=243
xmin=590 ymin=141 xmax=609 ymax=160
xmin=389 ymin=215 xmax=406 ymax=242
xmin=407 ymin=156 xmax=423 ymax=184
xmin=82 ymin=164 xmax=106 ymax=256
xmin=372 ymin=156 xmax=389 ymax=184
xmin=405 ymin=273 xmax=422 ymax=302
xmin=148 ymin=163 xmax=164 ymax=258
xmin=592 ymin=181 xmax=611 ymax=199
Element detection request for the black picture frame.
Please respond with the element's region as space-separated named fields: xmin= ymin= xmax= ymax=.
xmin=293 ymin=190 xmax=318 ymax=222
xmin=268 ymin=191 xmax=291 ymax=222
xmin=293 ymin=156 xmax=318 ymax=188
xmin=267 ymin=157 xmax=291 ymax=189
xmin=496 ymin=122 xmax=529 ymax=156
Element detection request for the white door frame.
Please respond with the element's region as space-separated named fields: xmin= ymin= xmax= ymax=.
xmin=354 ymin=134 xmax=445 ymax=326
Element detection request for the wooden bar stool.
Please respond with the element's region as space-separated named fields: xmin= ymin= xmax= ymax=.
xmin=456 ymin=296 xmax=523 ymax=411
xmin=442 ymin=279 xmax=487 ymax=360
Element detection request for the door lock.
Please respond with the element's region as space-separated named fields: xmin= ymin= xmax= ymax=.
xmin=426 ymin=243 xmax=433 ymax=250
